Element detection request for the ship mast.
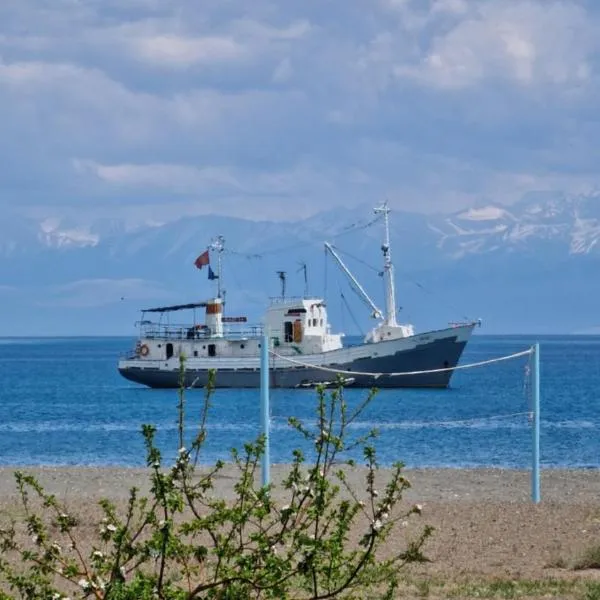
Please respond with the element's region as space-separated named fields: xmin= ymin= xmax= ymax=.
xmin=374 ymin=202 xmax=398 ymax=327
xmin=210 ymin=235 xmax=225 ymax=299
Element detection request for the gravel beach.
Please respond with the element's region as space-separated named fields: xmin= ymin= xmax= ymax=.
xmin=1 ymin=466 xmax=599 ymax=597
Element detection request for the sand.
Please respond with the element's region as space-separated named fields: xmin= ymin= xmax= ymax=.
xmin=1 ymin=466 xmax=599 ymax=598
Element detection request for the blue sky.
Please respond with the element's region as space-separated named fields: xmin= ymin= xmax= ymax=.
xmin=1 ymin=0 xmax=599 ymax=226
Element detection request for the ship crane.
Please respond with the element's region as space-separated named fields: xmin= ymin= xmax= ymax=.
xmin=324 ymin=242 xmax=384 ymax=320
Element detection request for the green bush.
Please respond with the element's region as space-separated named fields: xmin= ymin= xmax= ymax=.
xmin=0 ymin=360 xmax=431 ymax=599
xmin=572 ymin=544 xmax=600 ymax=571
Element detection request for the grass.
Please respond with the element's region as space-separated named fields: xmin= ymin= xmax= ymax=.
xmin=395 ymin=575 xmax=600 ymax=600
xmin=573 ymin=544 xmax=600 ymax=571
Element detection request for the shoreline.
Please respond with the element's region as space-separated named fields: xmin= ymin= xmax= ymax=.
xmin=0 ymin=465 xmax=598 ymax=503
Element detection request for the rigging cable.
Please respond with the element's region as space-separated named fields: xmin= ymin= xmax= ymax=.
xmin=329 ymin=245 xmax=381 ymax=274
xmin=329 ymin=243 xmax=472 ymax=322
xmin=339 ymin=289 xmax=365 ymax=337
xmin=224 ymin=215 xmax=383 ymax=260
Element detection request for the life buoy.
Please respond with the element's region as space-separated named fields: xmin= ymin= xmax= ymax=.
xmin=139 ymin=344 xmax=150 ymax=357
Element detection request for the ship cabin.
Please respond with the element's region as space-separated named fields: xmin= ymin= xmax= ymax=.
xmin=129 ymin=295 xmax=343 ymax=362
xmin=131 ymin=298 xmax=261 ymax=362
xmin=265 ymin=297 xmax=343 ymax=355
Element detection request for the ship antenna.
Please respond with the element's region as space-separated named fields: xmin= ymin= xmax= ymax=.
xmin=277 ymin=270 xmax=287 ymax=299
xmin=210 ymin=235 xmax=225 ymax=299
xmin=373 ymin=201 xmax=398 ymax=327
xmin=297 ymin=261 xmax=308 ymax=297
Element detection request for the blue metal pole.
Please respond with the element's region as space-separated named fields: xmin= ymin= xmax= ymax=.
xmin=260 ymin=332 xmax=270 ymax=487
xmin=532 ymin=342 xmax=541 ymax=503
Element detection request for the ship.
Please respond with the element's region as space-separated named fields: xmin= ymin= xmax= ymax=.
xmin=117 ymin=203 xmax=479 ymax=389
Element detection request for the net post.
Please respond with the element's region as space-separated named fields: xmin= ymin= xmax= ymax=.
xmin=531 ymin=342 xmax=541 ymax=503
xmin=260 ymin=331 xmax=270 ymax=488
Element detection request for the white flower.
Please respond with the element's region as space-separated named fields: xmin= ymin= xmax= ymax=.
xmin=106 ymin=524 xmax=117 ymax=532
xmin=371 ymin=519 xmax=382 ymax=532
xmin=372 ymin=489 xmax=379 ymax=498
xmin=51 ymin=542 xmax=62 ymax=554
xmin=152 ymin=461 xmax=160 ymax=468
xmin=413 ymin=503 xmax=423 ymax=514
xmin=31 ymin=534 xmax=39 ymax=544
xmin=78 ymin=578 xmax=91 ymax=590
xmin=281 ymin=504 xmax=290 ymax=512
xmin=92 ymin=550 xmax=104 ymax=559
xmin=178 ymin=446 xmax=187 ymax=454
xmin=358 ymin=500 xmax=366 ymax=508
xmin=95 ymin=576 xmax=106 ymax=591
xmin=59 ymin=512 xmax=68 ymax=519
xmin=381 ymin=512 xmax=389 ymax=520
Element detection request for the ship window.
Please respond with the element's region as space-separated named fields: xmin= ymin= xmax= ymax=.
xmin=284 ymin=321 xmax=293 ymax=343
xmin=166 ymin=343 xmax=174 ymax=359
xmin=208 ymin=344 xmax=216 ymax=357
xmin=158 ymin=344 xmax=162 ymax=348
xmin=194 ymin=350 xmax=198 ymax=357
xmin=320 ymin=319 xmax=323 ymax=326
xmin=240 ymin=343 xmax=245 ymax=349
xmin=202 ymin=345 xmax=206 ymax=349
xmin=313 ymin=318 xmax=317 ymax=327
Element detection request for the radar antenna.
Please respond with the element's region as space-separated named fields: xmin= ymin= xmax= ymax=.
xmin=277 ymin=270 xmax=287 ymax=299
xmin=297 ymin=262 xmax=308 ymax=297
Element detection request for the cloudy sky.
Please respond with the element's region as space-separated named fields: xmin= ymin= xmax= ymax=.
xmin=1 ymin=0 xmax=599 ymax=225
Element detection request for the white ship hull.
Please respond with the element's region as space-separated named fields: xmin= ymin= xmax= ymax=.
xmin=118 ymin=323 xmax=475 ymax=389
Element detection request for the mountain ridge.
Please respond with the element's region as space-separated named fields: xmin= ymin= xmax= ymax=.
xmin=1 ymin=192 xmax=600 ymax=335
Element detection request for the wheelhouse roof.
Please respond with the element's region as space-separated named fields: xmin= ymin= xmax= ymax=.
xmin=142 ymin=302 xmax=207 ymax=313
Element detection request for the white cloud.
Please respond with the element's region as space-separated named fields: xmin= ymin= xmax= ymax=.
xmin=0 ymin=0 xmax=599 ymax=225
xmin=74 ymin=161 xmax=244 ymax=193
xmin=396 ymin=1 xmax=595 ymax=89
xmin=272 ymin=57 xmax=293 ymax=83
xmin=87 ymin=16 xmax=312 ymax=71
xmin=130 ymin=35 xmax=246 ymax=68
xmin=430 ymin=0 xmax=469 ymax=16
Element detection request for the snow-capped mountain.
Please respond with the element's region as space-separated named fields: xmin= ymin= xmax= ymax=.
xmin=1 ymin=192 xmax=600 ymax=335
xmin=429 ymin=192 xmax=600 ymax=259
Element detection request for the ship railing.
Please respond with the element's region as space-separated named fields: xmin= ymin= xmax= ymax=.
xmin=268 ymin=296 xmax=304 ymax=305
xmin=138 ymin=322 xmax=264 ymax=341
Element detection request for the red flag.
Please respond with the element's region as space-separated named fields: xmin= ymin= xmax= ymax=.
xmin=194 ymin=250 xmax=210 ymax=270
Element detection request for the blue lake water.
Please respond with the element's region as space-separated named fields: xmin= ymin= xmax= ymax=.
xmin=0 ymin=335 xmax=598 ymax=468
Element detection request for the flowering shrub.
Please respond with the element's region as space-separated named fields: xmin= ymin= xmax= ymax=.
xmin=0 ymin=361 xmax=431 ymax=599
